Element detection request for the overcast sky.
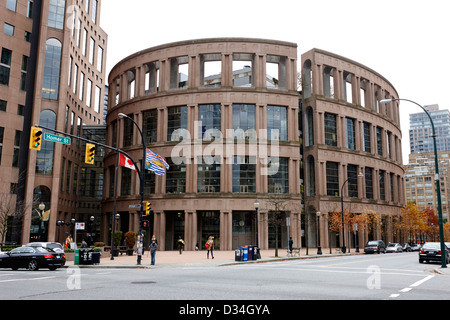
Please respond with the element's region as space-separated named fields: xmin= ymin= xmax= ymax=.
xmin=100 ymin=0 xmax=450 ymax=164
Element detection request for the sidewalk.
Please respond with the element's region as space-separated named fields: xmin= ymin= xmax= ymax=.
xmin=64 ymin=248 xmax=450 ymax=276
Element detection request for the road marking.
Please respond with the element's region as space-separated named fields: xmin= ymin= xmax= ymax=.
xmin=390 ymin=274 xmax=435 ymax=299
xmin=410 ymin=275 xmax=434 ymax=287
xmin=0 ymin=276 xmax=56 ymax=283
xmin=400 ymin=288 xmax=412 ymax=293
xmin=389 ymin=293 xmax=400 ymax=298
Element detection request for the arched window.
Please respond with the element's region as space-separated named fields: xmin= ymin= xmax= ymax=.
xmin=303 ymin=60 xmax=312 ymax=99
xmin=36 ymin=110 xmax=56 ymax=175
xmin=42 ymin=38 xmax=62 ymax=100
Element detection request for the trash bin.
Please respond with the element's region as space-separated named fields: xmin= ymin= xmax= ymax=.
xmin=80 ymin=249 xmax=93 ymax=265
xmin=240 ymin=246 xmax=248 ymax=262
xmin=74 ymin=249 xmax=80 ymax=265
xmin=247 ymin=245 xmax=254 ymax=261
xmin=235 ymin=248 xmax=243 ymax=261
xmin=91 ymin=251 xmax=100 ymax=265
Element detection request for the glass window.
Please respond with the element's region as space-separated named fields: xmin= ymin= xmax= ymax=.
xmin=324 ymin=113 xmax=337 ymax=146
xmin=365 ymin=167 xmax=373 ymax=199
xmin=376 ymin=127 xmax=383 ymax=156
xmin=7 ymin=0 xmax=17 ymax=11
xmin=0 ymin=100 xmax=6 ymax=112
xmin=363 ymin=122 xmax=371 ymax=153
xmin=167 ymin=106 xmax=187 ymax=141
xmin=198 ymin=104 xmax=221 ymax=139
xmin=89 ymin=37 xmax=95 ymax=65
xmin=305 ymin=107 xmax=314 ymax=146
xmin=20 ymin=55 xmax=28 ymax=90
xmin=120 ymin=168 xmax=131 ymax=196
xmin=97 ymin=46 xmax=103 ymax=72
xmin=197 ymin=158 xmax=220 ymax=193
xmin=4 ymin=23 xmax=15 ymax=36
xmin=122 ymin=114 xmax=133 ymax=147
xmin=166 ymin=157 xmax=186 ymax=194
xmin=379 ymin=170 xmax=385 ymax=200
xmin=48 ymin=0 xmax=65 ymax=30
xmin=346 ymin=118 xmax=355 ymax=150
xmin=0 ymin=127 xmax=3 ymax=164
xmin=0 ymin=48 xmax=12 ymax=86
xmin=267 ymin=105 xmax=287 ymax=141
xmin=232 ymin=156 xmax=256 ymax=193
xmin=36 ymin=110 xmax=56 ymax=175
xmin=143 ymin=109 xmax=158 ymax=144
xmin=232 ymin=104 xmax=256 ymax=139
xmin=12 ymin=130 xmax=21 ymax=167
xmin=268 ymin=157 xmax=289 ymax=194
xmin=347 ymin=164 xmax=358 ymax=198
xmin=42 ymin=38 xmax=62 ymax=100
xmin=326 ymin=162 xmax=339 ymax=197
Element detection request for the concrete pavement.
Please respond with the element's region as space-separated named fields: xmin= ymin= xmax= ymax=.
xmin=64 ymin=247 xmax=450 ymax=275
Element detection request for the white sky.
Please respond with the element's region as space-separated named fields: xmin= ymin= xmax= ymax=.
xmin=100 ymin=0 xmax=450 ymax=164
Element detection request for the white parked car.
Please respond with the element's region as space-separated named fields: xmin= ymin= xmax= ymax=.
xmin=386 ymin=243 xmax=403 ymax=253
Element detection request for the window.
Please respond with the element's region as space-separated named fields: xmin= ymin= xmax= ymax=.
xmin=306 ymin=156 xmax=315 ymax=196
xmin=167 ymin=106 xmax=187 ymax=141
xmin=266 ymin=55 xmax=286 ymax=89
xmin=232 ymin=104 xmax=256 ymax=139
xmin=26 ymin=0 xmax=33 ymax=18
xmin=233 ymin=53 xmax=254 ymax=87
xmin=303 ymin=60 xmax=312 ymax=98
xmin=122 ymin=114 xmax=133 ymax=147
xmin=0 ymin=100 xmax=6 ymax=112
xmin=82 ymin=28 xmax=88 ymax=56
xmin=267 ymin=105 xmax=287 ymax=141
xmin=79 ymin=72 xmax=85 ymax=101
xmin=365 ymin=167 xmax=373 ymax=199
xmin=379 ymin=170 xmax=386 ymax=200
xmin=232 ymin=156 xmax=256 ymax=193
xmin=197 ymin=158 xmax=220 ymax=193
xmin=120 ymin=168 xmax=131 ymax=196
xmin=73 ymin=64 xmax=78 ymax=94
xmin=199 ymin=104 xmax=221 ymax=139
xmin=36 ymin=110 xmax=56 ymax=175
xmin=323 ymin=66 xmax=334 ymax=98
xmin=89 ymin=37 xmax=95 ymax=65
xmin=4 ymin=23 xmax=15 ymax=36
xmin=362 ymin=122 xmax=371 ymax=153
xmin=7 ymin=0 xmax=17 ymax=11
xmin=346 ymin=118 xmax=356 ymax=150
xmin=268 ymin=157 xmax=289 ymax=194
xmin=145 ymin=61 xmax=159 ymax=94
xmin=326 ymin=162 xmax=339 ymax=197
xmin=360 ymin=79 xmax=367 ymax=107
xmin=347 ymin=165 xmax=359 ymax=198
xmin=97 ymin=46 xmax=103 ymax=72
xmin=201 ymin=54 xmax=221 ymax=87
xmin=166 ymin=157 xmax=186 ymax=194
xmin=86 ymin=79 xmax=92 ymax=107
xmin=94 ymin=85 xmax=101 ymax=113
xmin=376 ymin=127 xmax=383 ymax=156
xmin=12 ymin=130 xmax=21 ymax=167
xmin=305 ymin=107 xmax=314 ymax=146
xmin=42 ymin=38 xmax=62 ymax=100
xmin=0 ymin=127 xmax=3 ymax=164
xmin=92 ymin=0 xmax=98 ymax=24
xmin=143 ymin=109 xmax=158 ymax=144
xmin=170 ymin=56 xmax=188 ymax=89
xmin=343 ymin=72 xmax=353 ymax=104
xmin=20 ymin=56 xmax=28 ymax=90
xmin=0 ymin=48 xmax=12 ymax=86
xmin=48 ymin=0 xmax=65 ymax=30
xmin=324 ymin=113 xmax=337 ymax=146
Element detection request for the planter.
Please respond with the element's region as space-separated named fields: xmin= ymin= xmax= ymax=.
xmin=112 ymin=249 xmax=119 ymax=257
xmin=126 ymin=249 xmax=134 ymax=256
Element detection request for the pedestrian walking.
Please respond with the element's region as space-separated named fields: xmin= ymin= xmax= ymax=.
xmin=150 ymin=240 xmax=158 ymax=265
xmin=288 ymin=237 xmax=293 ymax=254
xmin=177 ymin=236 xmax=184 ymax=254
xmin=206 ymin=236 xmax=214 ymax=259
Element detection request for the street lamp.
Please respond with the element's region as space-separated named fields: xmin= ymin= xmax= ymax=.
xmin=254 ymin=199 xmax=259 ymax=248
xmin=118 ymin=113 xmax=146 ymax=265
xmin=381 ymin=98 xmax=447 ymax=268
xmin=38 ymin=202 xmax=45 ymax=241
xmin=341 ymin=172 xmax=364 ymax=253
xmin=316 ymin=211 xmax=322 ymax=255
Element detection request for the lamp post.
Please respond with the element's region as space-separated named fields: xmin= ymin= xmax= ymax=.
xmin=254 ymin=200 xmax=259 ymax=248
xmin=381 ymin=98 xmax=446 ymax=268
xmin=56 ymin=220 xmax=64 ymax=243
xmin=316 ymin=211 xmax=322 ymax=255
xmin=118 ymin=113 xmax=146 ymax=265
xmin=38 ymin=202 xmax=45 ymax=241
xmin=341 ymin=172 xmax=364 ymax=253
xmin=111 ymin=213 xmax=120 ymax=260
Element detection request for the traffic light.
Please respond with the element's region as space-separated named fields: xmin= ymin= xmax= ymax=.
xmin=142 ymin=220 xmax=149 ymax=229
xmin=29 ymin=126 xmax=43 ymax=150
xmin=85 ymin=143 xmax=96 ymax=164
xmin=144 ymin=201 xmax=151 ymax=215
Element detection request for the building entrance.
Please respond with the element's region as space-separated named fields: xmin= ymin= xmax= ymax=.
xmin=164 ymin=211 xmax=185 ymax=250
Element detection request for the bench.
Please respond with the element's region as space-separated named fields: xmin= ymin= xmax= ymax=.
xmin=287 ymin=248 xmax=301 ymax=257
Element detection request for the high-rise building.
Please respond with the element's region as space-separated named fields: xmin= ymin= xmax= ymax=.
xmin=409 ymin=104 xmax=450 ymax=154
xmin=0 ymin=0 xmax=108 ymax=244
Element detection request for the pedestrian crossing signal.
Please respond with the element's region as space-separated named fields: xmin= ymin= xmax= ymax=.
xmin=29 ymin=126 xmax=43 ymax=151
xmin=85 ymin=143 xmax=96 ymax=164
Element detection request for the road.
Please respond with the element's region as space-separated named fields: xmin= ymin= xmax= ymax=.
xmin=0 ymin=252 xmax=448 ymax=303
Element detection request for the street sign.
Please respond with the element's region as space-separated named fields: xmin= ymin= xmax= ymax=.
xmin=75 ymin=222 xmax=85 ymax=230
xmin=129 ymin=204 xmax=141 ymax=208
xmin=43 ymin=132 xmax=71 ymax=145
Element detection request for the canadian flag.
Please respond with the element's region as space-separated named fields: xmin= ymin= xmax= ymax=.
xmin=119 ymin=153 xmax=137 ymax=172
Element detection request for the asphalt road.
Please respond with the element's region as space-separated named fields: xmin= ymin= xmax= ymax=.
xmin=0 ymin=252 xmax=448 ymax=303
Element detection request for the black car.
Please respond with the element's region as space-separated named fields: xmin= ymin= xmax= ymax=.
xmin=364 ymin=240 xmax=386 ymax=254
xmin=419 ymin=242 xmax=450 ymax=264
xmin=0 ymin=246 xmax=66 ymax=271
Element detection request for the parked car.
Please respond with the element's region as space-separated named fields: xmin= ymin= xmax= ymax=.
xmin=364 ymin=240 xmax=386 ymax=254
xmin=386 ymin=243 xmax=403 ymax=253
xmin=25 ymin=242 xmax=64 ymax=253
xmin=0 ymin=246 xmax=65 ymax=271
xmin=410 ymin=244 xmax=422 ymax=251
xmin=401 ymin=243 xmax=412 ymax=252
xmin=419 ymin=242 xmax=450 ymax=264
